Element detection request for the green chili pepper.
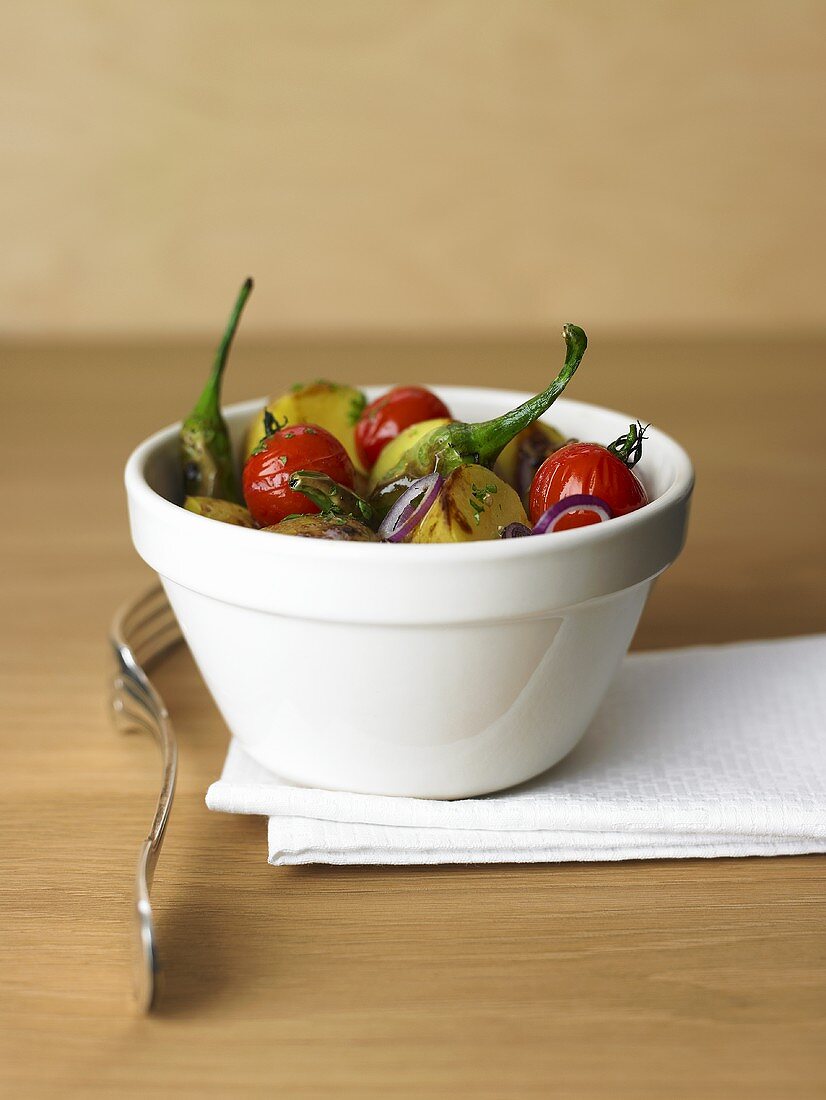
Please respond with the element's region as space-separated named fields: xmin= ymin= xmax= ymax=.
xmin=289 ymin=470 xmax=374 ymax=526
xmin=180 ymin=278 xmax=253 ymax=502
xmin=370 ymin=323 xmax=587 ymax=518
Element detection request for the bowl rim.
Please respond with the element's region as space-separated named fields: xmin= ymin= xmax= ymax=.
xmin=125 ymin=384 xmax=694 ymax=563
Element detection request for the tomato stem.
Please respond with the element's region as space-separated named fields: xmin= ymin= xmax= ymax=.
xmin=607 ymin=421 xmax=648 ymax=468
xmin=263 ymin=410 xmax=288 ymax=438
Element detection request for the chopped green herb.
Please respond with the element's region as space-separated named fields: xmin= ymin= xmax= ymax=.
xmin=468 ymin=481 xmax=498 ymax=524
xmin=347 ymin=393 xmax=367 ymax=425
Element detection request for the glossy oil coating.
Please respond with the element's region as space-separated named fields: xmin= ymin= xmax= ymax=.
xmin=126 ymin=387 xmax=692 ymax=796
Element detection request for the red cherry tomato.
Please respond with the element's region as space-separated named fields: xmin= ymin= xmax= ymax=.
xmin=243 ymin=421 xmax=355 ymax=527
xmin=529 ymin=441 xmax=648 ymax=530
xmin=355 ymin=386 xmax=451 ymax=470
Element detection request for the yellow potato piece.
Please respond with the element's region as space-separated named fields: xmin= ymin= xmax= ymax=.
xmin=184 ymin=497 xmax=256 ymax=527
xmin=412 ymin=465 xmax=528 ymax=543
xmin=366 ymin=417 xmax=452 ymax=492
xmin=244 ymin=381 xmax=366 ymax=472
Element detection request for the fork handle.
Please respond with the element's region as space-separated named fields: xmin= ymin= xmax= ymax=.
xmin=110 ymin=585 xmax=181 ymax=1011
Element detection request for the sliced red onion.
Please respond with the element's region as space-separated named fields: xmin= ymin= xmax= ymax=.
xmin=501 ymin=522 xmax=532 ymax=538
xmin=532 ymin=494 xmax=613 ymax=535
xmin=378 ymin=473 xmax=443 ymax=542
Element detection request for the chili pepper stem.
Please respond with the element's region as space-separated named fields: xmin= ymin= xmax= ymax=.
xmin=368 ymin=322 xmax=587 ymax=519
xmin=289 ymin=470 xmax=375 ymax=525
xmin=449 ymin=323 xmax=587 ymax=469
xmin=192 ymin=277 xmax=254 ymax=419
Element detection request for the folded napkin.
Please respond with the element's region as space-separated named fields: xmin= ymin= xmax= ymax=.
xmin=207 ymin=635 xmax=826 ymax=866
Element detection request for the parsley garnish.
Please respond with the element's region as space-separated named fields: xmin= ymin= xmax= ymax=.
xmin=469 ymin=482 xmax=497 ymax=524
xmin=347 ymin=393 xmax=367 ymax=425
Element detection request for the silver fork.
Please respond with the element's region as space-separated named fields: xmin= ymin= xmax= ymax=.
xmin=109 ymin=585 xmax=182 ymax=1012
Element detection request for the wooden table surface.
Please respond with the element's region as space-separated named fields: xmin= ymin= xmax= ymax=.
xmin=1 ymin=335 xmax=825 ymax=1098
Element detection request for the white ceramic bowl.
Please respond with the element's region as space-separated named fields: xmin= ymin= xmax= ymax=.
xmin=126 ymin=386 xmax=693 ymax=798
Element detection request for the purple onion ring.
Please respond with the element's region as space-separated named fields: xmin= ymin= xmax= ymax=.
xmin=378 ymin=473 xmax=443 ymax=542
xmin=532 ymin=494 xmax=613 ymax=535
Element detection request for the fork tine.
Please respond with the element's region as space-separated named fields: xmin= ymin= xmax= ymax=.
xmin=120 ymin=598 xmax=174 ymax=647
xmin=111 ymin=693 xmax=158 ymax=738
xmin=119 ymin=586 xmax=170 ymax=637
xmin=116 ymin=591 xmax=181 ymax=671
xmin=112 ymin=673 xmax=154 ymax=715
xmin=133 ymin=618 xmax=182 ymax=669
xmin=125 ymin=597 xmax=176 ymax=644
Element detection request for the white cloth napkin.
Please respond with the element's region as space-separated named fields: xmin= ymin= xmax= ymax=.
xmin=206 ymin=635 xmax=826 ymax=866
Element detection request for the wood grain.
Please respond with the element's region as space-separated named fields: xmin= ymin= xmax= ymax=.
xmin=0 ymin=337 xmax=824 ymax=1098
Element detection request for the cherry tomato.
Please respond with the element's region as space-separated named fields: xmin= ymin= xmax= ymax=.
xmin=355 ymin=386 xmax=451 ymax=470
xmin=243 ymin=421 xmax=355 ymax=527
xmin=529 ymin=441 xmax=648 ymax=530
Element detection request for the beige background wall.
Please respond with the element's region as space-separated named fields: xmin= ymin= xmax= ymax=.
xmin=1 ymin=0 xmax=823 ymax=337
